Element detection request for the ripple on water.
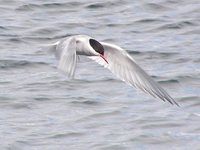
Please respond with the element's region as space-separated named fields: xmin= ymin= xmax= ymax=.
xmin=143 ymin=2 xmax=172 ymax=11
xmin=179 ymin=96 xmax=200 ymax=108
xmin=133 ymin=18 xmax=165 ymax=24
xmin=0 ymin=26 xmax=7 ymax=30
xmin=158 ymin=79 xmax=179 ymax=84
xmin=70 ymin=99 xmax=101 ymax=106
xmin=16 ymin=2 xmax=83 ymax=11
xmin=49 ymin=131 xmax=85 ymax=139
xmin=85 ymin=1 xmax=123 ymax=9
xmin=0 ymin=59 xmax=48 ymax=69
xmin=137 ymin=51 xmax=178 ymax=58
xmin=153 ymin=21 xmax=197 ymax=31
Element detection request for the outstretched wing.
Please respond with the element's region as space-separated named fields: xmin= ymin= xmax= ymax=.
xmin=55 ymin=37 xmax=77 ymax=78
xmin=90 ymin=42 xmax=179 ymax=106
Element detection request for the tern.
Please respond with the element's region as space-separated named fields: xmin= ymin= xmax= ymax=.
xmin=48 ymin=35 xmax=179 ymax=106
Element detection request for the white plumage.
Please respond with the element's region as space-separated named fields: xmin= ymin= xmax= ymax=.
xmin=49 ymin=34 xmax=179 ymax=106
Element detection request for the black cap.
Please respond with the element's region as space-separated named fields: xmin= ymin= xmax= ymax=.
xmin=89 ymin=39 xmax=104 ymax=55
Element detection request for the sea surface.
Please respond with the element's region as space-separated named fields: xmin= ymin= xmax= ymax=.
xmin=0 ymin=0 xmax=200 ymax=150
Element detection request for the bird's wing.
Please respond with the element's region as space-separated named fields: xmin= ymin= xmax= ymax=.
xmin=56 ymin=37 xmax=77 ymax=78
xmin=89 ymin=42 xmax=179 ymax=106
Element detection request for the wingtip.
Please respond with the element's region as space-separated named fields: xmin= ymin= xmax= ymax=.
xmin=167 ymin=98 xmax=180 ymax=107
xmin=173 ymin=101 xmax=180 ymax=107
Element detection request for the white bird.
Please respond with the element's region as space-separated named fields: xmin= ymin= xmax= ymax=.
xmin=48 ymin=34 xmax=179 ymax=106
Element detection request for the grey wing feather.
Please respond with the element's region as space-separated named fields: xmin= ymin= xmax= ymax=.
xmin=54 ymin=37 xmax=77 ymax=78
xmin=90 ymin=42 xmax=179 ymax=106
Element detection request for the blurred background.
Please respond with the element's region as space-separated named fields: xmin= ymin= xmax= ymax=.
xmin=0 ymin=0 xmax=200 ymax=149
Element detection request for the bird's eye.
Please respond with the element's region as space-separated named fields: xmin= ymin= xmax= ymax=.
xmin=89 ymin=39 xmax=104 ymax=55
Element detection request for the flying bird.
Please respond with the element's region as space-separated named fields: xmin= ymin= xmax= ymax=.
xmin=48 ymin=35 xmax=179 ymax=106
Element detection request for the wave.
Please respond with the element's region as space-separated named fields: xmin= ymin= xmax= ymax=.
xmin=179 ymin=96 xmax=200 ymax=108
xmin=0 ymin=59 xmax=47 ymax=69
xmin=85 ymin=1 xmax=123 ymax=9
xmin=153 ymin=21 xmax=197 ymax=31
xmin=16 ymin=2 xmax=83 ymax=11
xmin=158 ymin=79 xmax=179 ymax=84
xmin=70 ymin=100 xmax=100 ymax=106
xmin=0 ymin=26 xmax=7 ymax=30
xmin=129 ymin=50 xmax=179 ymax=59
xmin=133 ymin=18 xmax=165 ymax=24
xmin=143 ymin=2 xmax=171 ymax=11
xmin=51 ymin=132 xmax=84 ymax=139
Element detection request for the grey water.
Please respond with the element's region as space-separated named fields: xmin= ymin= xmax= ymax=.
xmin=0 ymin=0 xmax=200 ymax=149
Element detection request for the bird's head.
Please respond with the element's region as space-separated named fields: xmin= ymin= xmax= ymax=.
xmin=89 ymin=39 xmax=108 ymax=64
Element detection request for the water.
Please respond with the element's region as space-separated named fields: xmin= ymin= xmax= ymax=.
xmin=0 ymin=0 xmax=200 ymax=149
